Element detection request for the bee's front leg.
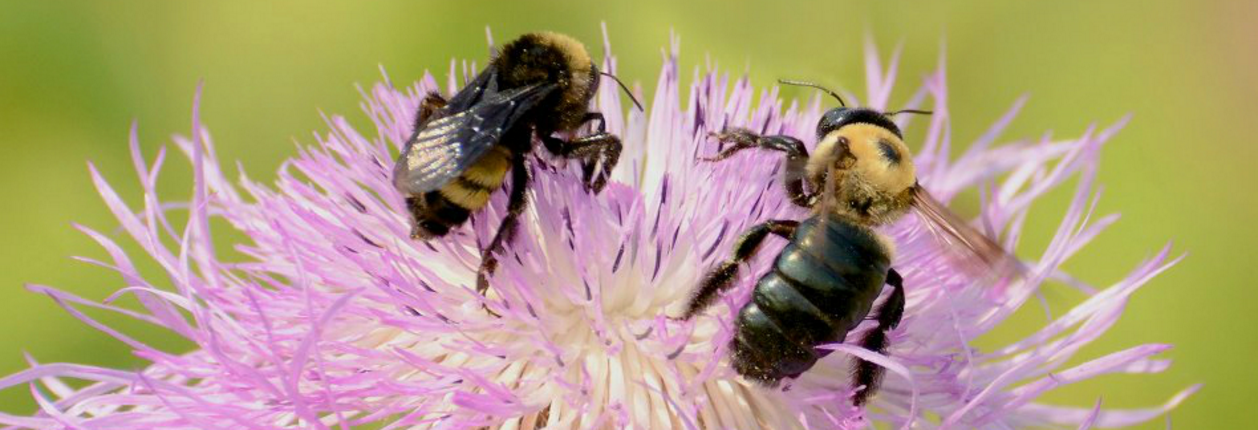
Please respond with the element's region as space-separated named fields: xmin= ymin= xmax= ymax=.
xmin=542 ymin=115 xmax=622 ymax=193
xmin=705 ymin=129 xmax=817 ymax=208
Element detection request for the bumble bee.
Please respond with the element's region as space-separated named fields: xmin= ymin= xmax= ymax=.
xmin=393 ymin=32 xmax=642 ymax=295
xmin=679 ymin=80 xmax=1020 ymax=406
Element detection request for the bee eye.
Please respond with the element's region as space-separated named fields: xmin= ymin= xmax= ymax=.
xmin=877 ymin=139 xmax=901 ymax=165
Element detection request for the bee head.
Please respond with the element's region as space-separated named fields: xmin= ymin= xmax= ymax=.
xmin=777 ymin=79 xmax=933 ymax=224
xmin=497 ymin=32 xmax=598 ymax=130
xmin=815 ymin=106 xmax=902 ymax=141
xmin=498 ymin=32 xmax=593 ymax=87
xmin=808 ymin=108 xmax=917 ymax=225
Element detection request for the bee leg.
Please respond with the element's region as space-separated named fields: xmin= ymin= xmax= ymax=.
xmin=576 ymin=113 xmax=621 ymax=192
xmin=542 ymin=134 xmax=603 ymax=163
xmin=475 ymin=154 xmax=531 ymax=301
xmin=851 ymin=268 xmax=907 ymax=407
xmin=705 ymin=128 xmax=817 ymax=208
xmin=583 ymin=133 xmax=621 ymax=193
xmin=581 ymin=113 xmax=621 ymax=193
xmin=541 ymin=121 xmax=623 ymax=193
xmin=679 ymin=220 xmax=799 ymax=320
xmin=414 ymin=93 xmax=448 ymax=128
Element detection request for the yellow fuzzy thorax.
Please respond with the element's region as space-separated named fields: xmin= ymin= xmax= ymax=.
xmin=808 ymin=123 xmax=916 ymax=195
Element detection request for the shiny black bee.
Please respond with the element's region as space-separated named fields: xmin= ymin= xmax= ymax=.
xmin=393 ymin=32 xmax=641 ymax=295
xmin=680 ymin=80 xmax=1019 ymax=406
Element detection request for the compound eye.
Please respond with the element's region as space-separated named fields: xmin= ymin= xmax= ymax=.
xmin=877 ymin=139 xmax=901 ymax=165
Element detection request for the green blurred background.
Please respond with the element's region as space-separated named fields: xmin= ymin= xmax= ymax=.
xmin=1 ymin=1 xmax=1254 ymax=428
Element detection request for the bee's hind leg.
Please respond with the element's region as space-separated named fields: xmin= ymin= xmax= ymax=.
xmin=475 ymin=154 xmax=531 ymax=303
xmin=850 ymin=268 xmax=907 ymax=407
xmin=705 ymin=129 xmax=817 ymax=208
xmin=679 ymin=219 xmax=798 ymax=320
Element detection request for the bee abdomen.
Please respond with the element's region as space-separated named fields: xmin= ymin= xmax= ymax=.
xmin=784 ymin=217 xmax=891 ymax=323
xmin=406 ymin=192 xmax=471 ymax=238
xmin=461 ymin=146 xmax=512 ymax=189
xmin=731 ymin=303 xmax=820 ymax=384
xmin=773 ymin=244 xmax=883 ymax=331
xmin=409 ymin=148 xmax=514 ymax=238
xmin=752 ymin=273 xmax=840 ymax=346
xmin=438 ymin=147 xmax=512 ymax=211
xmin=732 ymin=216 xmax=892 ymax=384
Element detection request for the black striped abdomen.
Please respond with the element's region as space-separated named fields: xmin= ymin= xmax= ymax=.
xmin=407 ymin=147 xmax=512 ymax=238
xmin=731 ymin=215 xmax=891 ymax=384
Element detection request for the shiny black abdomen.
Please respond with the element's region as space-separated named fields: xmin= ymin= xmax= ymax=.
xmin=731 ymin=214 xmax=891 ymax=384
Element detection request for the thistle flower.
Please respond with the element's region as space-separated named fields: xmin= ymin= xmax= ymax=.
xmin=0 ymin=33 xmax=1196 ymax=429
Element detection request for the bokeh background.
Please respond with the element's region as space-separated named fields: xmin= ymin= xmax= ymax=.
xmin=2 ymin=1 xmax=1254 ymax=428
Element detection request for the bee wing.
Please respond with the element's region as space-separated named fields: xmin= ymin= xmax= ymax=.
xmin=911 ymin=186 xmax=1026 ymax=281
xmin=443 ymin=64 xmax=499 ymax=113
xmin=392 ymin=81 xmax=557 ymax=195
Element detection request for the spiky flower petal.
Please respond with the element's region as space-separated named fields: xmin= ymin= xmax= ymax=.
xmin=0 ymin=34 xmax=1193 ymax=429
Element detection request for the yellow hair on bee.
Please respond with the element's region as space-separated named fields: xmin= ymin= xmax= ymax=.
xmin=439 ymin=181 xmax=492 ymax=210
xmin=532 ymin=32 xmax=591 ymax=76
xmin=810 ymin=123 xmax=916 ymax=195
xmin=808 ymin=132 xmax=846 ymax=180
xmin=532 ymin=32 xmax=594 ymax=130
xmin=847 ymin=124 xmax=916 ymax=194
xmin=461 ymin=147 xmax=512 ymax=188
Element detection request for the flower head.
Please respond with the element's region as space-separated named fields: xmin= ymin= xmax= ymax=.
xmin=0 ymin=33 xmax=1195 ymax=429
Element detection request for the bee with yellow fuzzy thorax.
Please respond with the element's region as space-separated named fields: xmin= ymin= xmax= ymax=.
xmin=679 ymin=80 xmax=1020 ymax=406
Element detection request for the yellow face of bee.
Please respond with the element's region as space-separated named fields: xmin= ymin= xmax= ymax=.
xmin=809 ymin=123 xmax=916 ymax=194
xmin=844 ymin=123 xmax=916 ymax=194
xmin=808 ymin=123 xmax=917 ymax=224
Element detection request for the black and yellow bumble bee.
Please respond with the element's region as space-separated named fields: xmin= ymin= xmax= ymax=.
xmin=393 ymin=32 xmax=641 ymax=295
xmin=679 ymin=80 xmax=1020 ymax=406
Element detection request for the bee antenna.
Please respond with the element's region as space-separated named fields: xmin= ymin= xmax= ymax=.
xmin=886 ymin=109 xmax=934 ymax=116
xmin=778 ymin=79 xmax=846 ymax=107
xmin=599 ymin=71 xmax=645 ymax=112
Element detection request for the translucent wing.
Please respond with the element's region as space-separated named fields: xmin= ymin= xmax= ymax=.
xmin=392 ymin=80 xmax=556 ymax=195
xmin=911 ymin=186 xmax=1026 ymax=281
